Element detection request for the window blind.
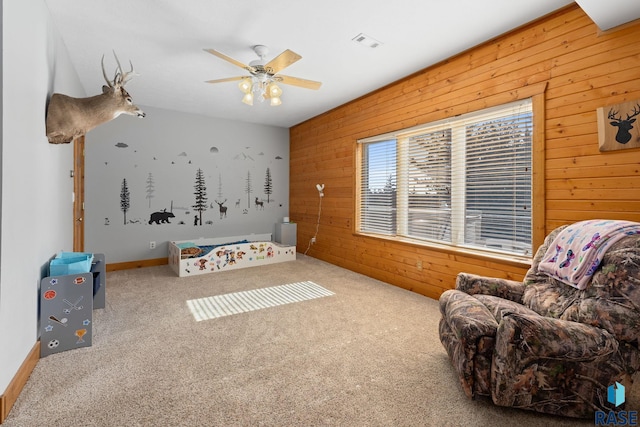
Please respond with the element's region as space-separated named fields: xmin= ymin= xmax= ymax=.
xmin=359 ymin=140 xmax=396 ymax=235
xmin=404 ymin=129 xmax=452 ymax=242
xmin=358 ymin=99 xmax=533 ymax=257
xmin=463 ymin=110 xmax=533 ymax=255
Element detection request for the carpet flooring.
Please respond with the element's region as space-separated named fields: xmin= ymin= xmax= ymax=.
xmin=3 ymin=254 xmax=626 ymax=426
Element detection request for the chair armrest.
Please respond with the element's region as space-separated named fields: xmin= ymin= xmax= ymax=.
xmin=439 ymin=289 xmax=499 ymax=339
xmin=492 ymin=313 xmax=624 ymax=417
xmin=456 ymin=272 xmax=525 ymax=303
xmin=439 ymin=289 xmax=499 ymax=398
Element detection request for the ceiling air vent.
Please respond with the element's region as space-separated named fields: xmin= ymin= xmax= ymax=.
xmin=352 ymin=33 xmax=382 ymax=48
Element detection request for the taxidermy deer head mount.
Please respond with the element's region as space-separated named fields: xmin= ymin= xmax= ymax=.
xmin=46 ymin=51 xmax=145 ymax=144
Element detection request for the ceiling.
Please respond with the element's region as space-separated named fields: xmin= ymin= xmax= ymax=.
xmin=44 ymin=1 xmax=639 ymax=128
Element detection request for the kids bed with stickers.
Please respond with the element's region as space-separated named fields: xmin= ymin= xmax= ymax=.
xmin=168 ymin=233 xmax=296 ymax=277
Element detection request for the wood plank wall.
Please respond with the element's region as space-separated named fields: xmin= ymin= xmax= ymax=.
xmin=289 ymin=4 xmax=640 ymax=300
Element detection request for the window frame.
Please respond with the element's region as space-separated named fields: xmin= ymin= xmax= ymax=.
xmin=355 ymin=91 xmax=545 ymax=262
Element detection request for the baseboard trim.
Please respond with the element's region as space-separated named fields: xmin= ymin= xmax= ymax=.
xmin=106 ymin=257 xmax=168 ymax=272
xmin=0 ymin=258 xmax=168 ymax=423
xmin=0 ymin=341 xmax=40 ymax=424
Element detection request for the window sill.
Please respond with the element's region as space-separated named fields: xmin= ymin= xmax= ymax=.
xmin=355 ymin=232 xmax=533 ymax=270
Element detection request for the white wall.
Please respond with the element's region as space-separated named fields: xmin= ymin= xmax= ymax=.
xmin=1 ymin=0 xmax=83 ymax=393
xmin=84 ymin=106 xmax=290 ymax=263
xmin=0 ymin=0 xmax=289 ymax=398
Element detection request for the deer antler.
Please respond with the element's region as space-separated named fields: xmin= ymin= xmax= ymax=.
xmin=112 ymin=51 xmax=139 ymax=87
xmin=627 ymin=103 xmax=640 ymax=120
xmin=101 ymin=55 xmax=113 ymax=87
xmin=608 ymin=109 xmax=620 ymax=121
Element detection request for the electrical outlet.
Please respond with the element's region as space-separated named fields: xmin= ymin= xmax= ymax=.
xmin=149 ymin=241 xmax=156 ymax=249
xmin=311 ymin=237 xmax=316 ymax=244
xmin=416 ymin=260 xmax=423 ymax=271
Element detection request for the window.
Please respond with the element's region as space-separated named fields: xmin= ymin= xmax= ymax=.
xmin=358 ymin=99 xmax=533 ymax=257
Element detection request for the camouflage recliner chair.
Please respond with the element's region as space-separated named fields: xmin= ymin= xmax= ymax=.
xmin=438 ymin=222 xmax=640 ymax=418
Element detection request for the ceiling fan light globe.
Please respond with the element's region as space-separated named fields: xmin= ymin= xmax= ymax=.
xmin=270 ymin=97 xmax=282 ymax=106
xmin=268 ymin=83 xmax=283 ymax=98
xmin=242 ymin=92 xmax=254 ymax=106
xmin=238 ymin=79 xmax=251 ymax=93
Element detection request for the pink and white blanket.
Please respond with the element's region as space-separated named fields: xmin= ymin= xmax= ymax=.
xmin=539 ymin=219 xmax=640 ymax=290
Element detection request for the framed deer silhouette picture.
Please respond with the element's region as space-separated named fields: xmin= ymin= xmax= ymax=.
xmin=597 ymin=99 xmax=640 ymax=152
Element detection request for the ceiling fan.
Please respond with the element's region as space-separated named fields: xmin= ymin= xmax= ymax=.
xmin=204 ymin=45 xmax=322 ymax=106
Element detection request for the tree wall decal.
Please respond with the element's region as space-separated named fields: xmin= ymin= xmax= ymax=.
xmin=217 ymin=172 xmax=224 ymax=199
xmin=245 ymin=170 xmax=253 ymax=208
xmin=264 ymin=167 xmax=273 ymax=203
xmin=120 ymin=178 xmax=130 ymax=225
xmin=192 ymin=168 xmax=208 ymax=226
xmin=145 ymin=172 xmax=155 ymax=208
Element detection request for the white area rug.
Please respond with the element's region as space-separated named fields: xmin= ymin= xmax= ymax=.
xmin=186 ymin=281 xmax=334 ymax=321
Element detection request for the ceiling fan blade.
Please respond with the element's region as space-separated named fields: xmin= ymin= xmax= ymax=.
xmin=203 ymin=49 xmax=252 ymax=71
xmin=205 ymin=76 xmax=246 ymax=84
xmin=265 ymin=50 xmax=301 ymax=74
xmin=277 ymin=75 xmax=322 ymax=90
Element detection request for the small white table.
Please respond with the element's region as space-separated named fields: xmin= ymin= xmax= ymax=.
xmin=275 ymin=222 xmax=297 ymax=246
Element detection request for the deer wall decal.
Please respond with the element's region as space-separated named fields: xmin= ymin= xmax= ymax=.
xmin=45 ymin=52 xmax=145 ymax=144
xmin=608 ymin=103 xmax=640 ymax=144
xmin=255 ymin=197 xmax=264 ymax=210
xmin=215 ymin=199 xmax=228 ymax=219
